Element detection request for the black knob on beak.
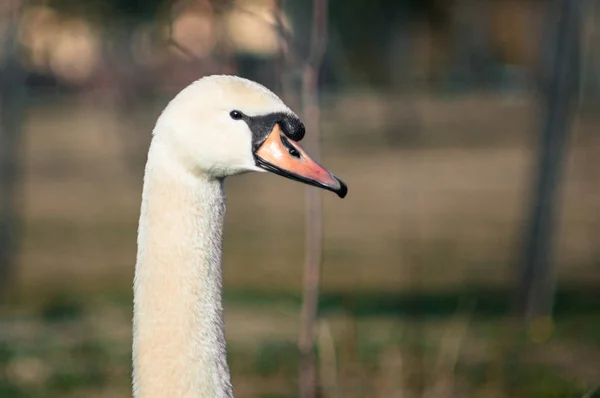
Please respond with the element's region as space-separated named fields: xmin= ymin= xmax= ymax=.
xmin=279 ymin=116 xmax=305 ymax=141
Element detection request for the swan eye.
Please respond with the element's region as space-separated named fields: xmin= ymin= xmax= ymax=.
xmin=229 ymin=110 xmax=243 ymax=120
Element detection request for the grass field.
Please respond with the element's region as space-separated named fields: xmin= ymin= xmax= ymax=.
xmin=2 ymin=91 xmax=600 ymax=397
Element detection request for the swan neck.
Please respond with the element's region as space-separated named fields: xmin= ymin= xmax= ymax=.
xmin=133 ymin=144 xmax=232 ymax=398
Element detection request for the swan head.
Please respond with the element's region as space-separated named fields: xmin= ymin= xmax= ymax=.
xmin=153 ymin=75 xmax=347 ymax=198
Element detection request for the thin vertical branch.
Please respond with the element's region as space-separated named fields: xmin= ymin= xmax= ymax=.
xmin=298 ymin=1 xmax=329 ymax=398
xmin=272 ymin=1 xmax=330 ymax=395
xmin=298 ymin=70 xmax=322 ymax=397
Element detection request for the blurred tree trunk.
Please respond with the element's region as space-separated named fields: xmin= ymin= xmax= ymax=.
xmin=517 ymin=0 xmax=582 ymax=320
xmin=0 ymin=0 xmax=26 ymax=301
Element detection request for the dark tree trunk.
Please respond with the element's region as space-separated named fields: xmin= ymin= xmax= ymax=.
xmin=517 ymin=0 xmax=582 ymax=319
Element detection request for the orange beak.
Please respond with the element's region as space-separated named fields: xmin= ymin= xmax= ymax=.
xmin=254 ymin=124 xmax=347 ymax=198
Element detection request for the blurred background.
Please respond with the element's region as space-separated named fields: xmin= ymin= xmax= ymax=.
xmin=1 ymin=0 xmax=600 ymax=397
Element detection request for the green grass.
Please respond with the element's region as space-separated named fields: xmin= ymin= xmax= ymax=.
xmin=3 ymin=291 xmax=599 ymax=398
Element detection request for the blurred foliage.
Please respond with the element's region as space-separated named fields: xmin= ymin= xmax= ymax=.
xmin=43 ymin=0 xmax=442 ymax=21
xmin=254 ymin=340 xmax=299 ymax=376
xmin=36 ymin=0 xmax=453 ymax=86
xmin=39 ymin=292 xmax=85 ymax=322
xmin=45 ymin=0 xmax=167 ymax=20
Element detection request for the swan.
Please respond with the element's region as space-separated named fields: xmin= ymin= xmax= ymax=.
xmin=133 ymin=75 xmax=347 ymax=398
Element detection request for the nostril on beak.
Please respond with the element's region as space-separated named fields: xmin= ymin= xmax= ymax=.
xmin=280 ymin=135 xmax=302 ymax=159
xmin=288 ymin=146 xmax=301 ymax=158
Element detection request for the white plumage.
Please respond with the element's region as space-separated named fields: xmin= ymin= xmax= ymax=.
xmin=133 ymin=75 xmax=346 ymax=398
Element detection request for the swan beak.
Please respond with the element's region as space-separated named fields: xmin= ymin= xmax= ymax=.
xmin=254 ymin=124 xmax=348 ymax=198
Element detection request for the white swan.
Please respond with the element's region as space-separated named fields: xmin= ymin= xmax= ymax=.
xmin=133 ymin=75 xmax=346 ymax=398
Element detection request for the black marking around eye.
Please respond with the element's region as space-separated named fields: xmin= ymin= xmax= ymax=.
xmin=245 ymin=112 xmax=305 ymax=151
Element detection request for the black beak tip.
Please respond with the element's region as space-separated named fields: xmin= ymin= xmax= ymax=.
xmin=334 ymin=178 xmax=348 ymax=199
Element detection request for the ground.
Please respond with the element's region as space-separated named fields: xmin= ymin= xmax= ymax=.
xmin=1 ymin=91 xmax=600 ymax=397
